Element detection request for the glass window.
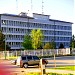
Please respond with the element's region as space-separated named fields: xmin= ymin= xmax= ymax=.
xmin=22 ymin=56 xmax=26 ymax=60
xmin=27 ymin=56 xmax=32 ymax=60
xmin=33 ymin=56 xmax=39 ymax=60
xmin=2 ymin=20 xmax=6 ymax=25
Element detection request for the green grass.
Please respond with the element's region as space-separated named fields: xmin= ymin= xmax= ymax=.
xmin=25 ymin=72 xmax=40 ymax=75
xmin=25 ymin=66 xmax=75 ymax=75
xmin=25 ymin=72 xmax=74 ymax=75
xmin=47 ymin=73 xmax=74 ymax=75
xmin=7 ymin=56 xmax=18 ymax=60
xmin=53 ymin=66 xmax=75 ymax=71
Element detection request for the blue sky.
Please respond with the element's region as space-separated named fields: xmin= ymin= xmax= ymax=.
xmin=0 ymin=0 xmax=74 ymax=35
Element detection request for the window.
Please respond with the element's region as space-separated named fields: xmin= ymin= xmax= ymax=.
xmin=27 ymin=56 xmax=32 ymax=60
xmin=22 ymin=57 xmax=26 ymax=60
xmin=2 ymin=20 xmax=6 ymax=25
xmin=33 ymin=56 xmax=39 ymax=60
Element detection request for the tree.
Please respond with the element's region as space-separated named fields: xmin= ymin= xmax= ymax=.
xmin=72 ymin=35 xmax=75 ymax=48
xmin=0 ymin=29 xmax=10 ymax=51
xmin=51 ymin=39 xmax=56 ymax=49
xmin=0 ymin=30 xmax=5 ymax=50
xmin=43 ymin=42 xmax=53 ymax=49
xmin=0 ymin=30 xmax=5 ymax=42
xmin=70 ymin=35 xmax=75 ymax=49
xmin=59 ymin=43 xmax=64 ymax=49
xmin=31 ymin=29 xmax=43 ymax=49
xmin=22 ymin=34 xmax=33 ymax=50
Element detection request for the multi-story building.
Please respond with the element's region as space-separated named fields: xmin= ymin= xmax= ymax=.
xmin=0 ymin=12 xmax=72 ymax=50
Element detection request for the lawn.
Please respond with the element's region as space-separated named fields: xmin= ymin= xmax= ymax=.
xmin=53 ymin=66 xmax=75 ymax=71
xmin=25 ymin=72 xmax=74 ymax=75
xmin=25 ymin=66 xmax=75 ymax=75
xmin=7 ymin=56 xmax=18 ymax=60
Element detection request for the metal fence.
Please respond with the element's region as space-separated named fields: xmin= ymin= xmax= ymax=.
xmin=0 ymin=48 xmax=71 ymax=59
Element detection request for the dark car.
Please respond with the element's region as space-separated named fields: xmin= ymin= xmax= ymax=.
xmin=16 ymin=55 xmax=48 ymax=68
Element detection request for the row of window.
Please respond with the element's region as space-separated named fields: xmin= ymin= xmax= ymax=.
xmin=7 ymin=42 xmax=22 ymax=47
xmin=2 ymin=27 xmax=29 ymax=33
xmin=44 ymin=36 xmax=71 ymax=41
xmin=5 ymin=34 xmax=71 ymax=42
xmin=1 ymin=27 xmax=71 ymax=36
xmin=2 ymin=20 xmax=71 ymax=30
xmin=7 ymin=41 xmax=70 ymax=48
xmin=6 ymin=35 xmax=24 ymax=40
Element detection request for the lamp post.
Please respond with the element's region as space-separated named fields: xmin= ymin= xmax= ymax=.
xmin=4 ymin=20 xmax=7 ymax=60
xmin=54 ymin=21 xmax=56 ymax=68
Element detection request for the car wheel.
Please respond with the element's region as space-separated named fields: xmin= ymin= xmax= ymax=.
xmin=39 ymin=64 xmax=41 ymax=68
xmin=14 ymin=60 xmax=16 ymax=65
xmin=24 ymin=63 xmax=28 ymax=68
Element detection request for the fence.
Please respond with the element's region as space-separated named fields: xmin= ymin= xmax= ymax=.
xmin=0 ymin=48 xmax=71 ymax=59
xmin=71 ymin=48 xmax=75 ymax=54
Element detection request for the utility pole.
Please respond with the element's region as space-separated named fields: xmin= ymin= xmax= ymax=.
xmin=54 ymin=21 xmax=56 ymax=68
xmin=1 ymin=20 xmax=6 ymax=59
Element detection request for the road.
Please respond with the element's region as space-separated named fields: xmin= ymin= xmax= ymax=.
xmin=0 ymin=56 xmax=75 ymax=74
xmin=46 ymin=56 xmax=75 ymax=68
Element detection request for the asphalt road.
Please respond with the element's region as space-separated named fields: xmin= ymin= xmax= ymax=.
xmin=46 ymin=56 xmax=75 ymax=67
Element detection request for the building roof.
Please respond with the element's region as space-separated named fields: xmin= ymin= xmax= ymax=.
xmin=0 ymin=13 xmax=73 ymax=24
xmin=33 ymin=13 xmax=50 ymax=17
xmin=0 ymin=13 xmax=34 ymax=19
xmin=50 ymin=19 xmax=73 ymax=24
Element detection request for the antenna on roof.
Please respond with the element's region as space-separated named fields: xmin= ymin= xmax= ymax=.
xmin=31 ymin=0 xmax=33 ymax=13
xmin=42 ymin=0 xmax=44 ymax=14
xmin=16 ymin=0 xmax=18 ymax=14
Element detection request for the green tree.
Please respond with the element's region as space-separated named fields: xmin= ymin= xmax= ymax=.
xmin=43 ymin=42 xmax=53 ymax=49
xmin=72 ymin=35 xmax=75 ymax=48
xmin=51 ymin=39 xmax=56 ymax=49
xmin=0 ymin=30 xmax=5 ymax=50
xmin=70 ymin=35 xmax=75 ymax=50
xmin=0 ymin=30 xmax=5 ymax=42
xmin=31 ymin=29 xmax=43 ymax=49
xmin=22 ymin=34 xmax=33 ymax=50
xmin=0 ymin=29 xmax=10 ymax=50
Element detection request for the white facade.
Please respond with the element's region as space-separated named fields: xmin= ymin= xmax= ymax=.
xmin=0 ymin=13 xmax=72 ymax=50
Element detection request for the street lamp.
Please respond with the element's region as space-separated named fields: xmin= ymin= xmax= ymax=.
xmin=54 ymin=21 xmax=56 ymax=68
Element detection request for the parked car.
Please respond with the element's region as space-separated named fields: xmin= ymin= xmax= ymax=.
xmin=16 ymin=55 xmax=48 ymax=68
